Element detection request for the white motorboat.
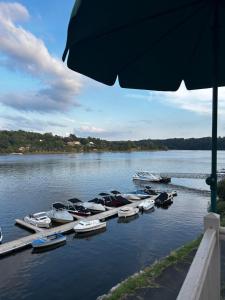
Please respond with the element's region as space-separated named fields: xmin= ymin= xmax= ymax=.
xmin=47 ymin=203 xmax=74 ymax=224
xmin=74 ymin=219 xmax=106 ymax=233
xmin=133 ymin=171 xmax=171 ymax=183
xmin=110 ymin=190 xmax=148 ymax=201
xmin=32 ymin=233 xmax=66 ymax=249
xmin=24 ymin=212 xmax=51 ymax=228
xmin=0 ymin=227 xmax=2 ymax=243
xmin=138 ymin=199 xmax=155 ymax=210
xmin=82 ymin=202 xmax=106 ymax=213
xmin=122 ymin=193 xmax=150 ymax=200
xmin=118 ymin=207 xmax=139 ymax=218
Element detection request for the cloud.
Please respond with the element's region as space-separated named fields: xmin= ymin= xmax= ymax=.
xmin=0 ymin=2 xmax=82 ymax=112
xmin=78 ymin=125 xmax=106 ymax=134
xmin=74 ymin=124 xmax=133 ymax=139
xmin=0 ymin=113 xmax=68 ymax=132
xmin=126 ymin=83 xmax=225 ymax=115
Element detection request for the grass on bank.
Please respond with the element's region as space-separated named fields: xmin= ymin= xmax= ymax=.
xmin=104 ymin=237 xmax=201 ymax=300
xmin=217 ymin=200 xmax=225 ymax=226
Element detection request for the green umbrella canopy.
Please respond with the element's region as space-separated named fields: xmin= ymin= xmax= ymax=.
xmin=63 ymin=0 xmax=225 ymax=212
xmin=63 ymin=0 xmax=225 ymax=91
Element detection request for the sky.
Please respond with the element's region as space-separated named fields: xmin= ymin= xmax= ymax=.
xmin=0 ymin=1 xmax=225 ymax=140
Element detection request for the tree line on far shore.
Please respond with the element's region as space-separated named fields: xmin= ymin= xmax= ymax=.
xmin=0 ymin=130 xmax=225 ymax=154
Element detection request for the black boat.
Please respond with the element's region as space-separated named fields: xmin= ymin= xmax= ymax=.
xmin=89 ymin=194 xmax=131 ymax=207
xmin=67 ymin=198 xmax=83 ymax=204
xmin=144 ymin=187 xmax=158 ymax=196
xmin=155 ymin=192 xmax=173 ymax=207
xmin=66 ymin=199 xmax=91 ymax=217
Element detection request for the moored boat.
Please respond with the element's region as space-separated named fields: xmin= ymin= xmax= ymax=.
xmin=67 ymin=204 xmax=91 ymax=217
xmin=47 ymin=203 xmax=74 ymax=223
xmin=67 ymin=198 xmax=82 ymax=204
xmin=138 ymin=199 xmax=155 ymax=211
xmin=133 ymin=171 xmax=171 ymax=183
xmin=0 ymin=227 xmax=2 ymax=243
xmin=110 ymin=190 xmax=148 ymax=200
xmin=24 ymin=212 xmax=51 ymax=228
xmin=155 ymin=192 xmax=173 ymax=207
xmin=83 ymin=201 xmax=106 ymax=213
xmin=118 ymin=207 xmax=139 ymax=218
xmin=32 ymin=233 xmax=66 ymax=249
xmin=66 ymin=198 xmax=91 ymax=216
xmin=91 ymin=194 xmax=131 ymax=208
xmin=74 ymin=219 xmax=106 ymax=233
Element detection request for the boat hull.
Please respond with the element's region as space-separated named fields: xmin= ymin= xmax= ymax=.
xmin=118 ymin=207 xmax=139 ymax=218
xmin=74 ymin=222 xmax=106 ymax=233
xmin=82 ymin=202 xmax=106 ymax=213
xmin=32 ymin=234 xmax=66 ymax=249
xmin=47 ymin=210 xmax=73 ymax=224
xmin=138 ymin=200 xmax=155 ymax=211
xmin=68 ymin=210 xmax=91 ymax=217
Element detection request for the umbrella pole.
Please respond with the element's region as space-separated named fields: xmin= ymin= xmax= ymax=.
xmin=210 ymin=0 xmax=219 ymax=213
xmin=211 ymin=85 xmax=218 ymax=213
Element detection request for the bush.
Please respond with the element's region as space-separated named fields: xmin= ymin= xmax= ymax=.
xmin=217 ymin=179 xmax=225 ymax=201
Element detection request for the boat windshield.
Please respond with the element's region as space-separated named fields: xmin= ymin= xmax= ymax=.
xmin=34 ymin=212 xmax=47 ymax=218
xmin=79 ymin=221 xmax=90 ymax=226
xmin=137 ymin=172 xmax=160 ymax=179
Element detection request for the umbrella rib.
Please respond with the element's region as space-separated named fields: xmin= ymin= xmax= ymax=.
xmin=68 ymin=0 xmax=203 ymax=48
xmin=118 ymin=1 xmax=207 ymax=77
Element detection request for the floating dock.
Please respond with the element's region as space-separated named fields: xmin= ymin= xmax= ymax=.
xmin=152 ymin=172 xmax=225 ymax=179
xmin=0 ymin=201 xmax=146 ymax=257
xmin=15 ymin=219 xmax=44 ymax=233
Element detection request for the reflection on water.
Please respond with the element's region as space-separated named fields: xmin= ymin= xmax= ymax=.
xmin=117 ymin=214 xmax=139 ymax=224
xmin=32 ymin=241 xmax=67 ymax=254
xmin=74 ymin=227 xmax=107 ymax=239
xmin=0 ymin=150 xmax=221 ymax=300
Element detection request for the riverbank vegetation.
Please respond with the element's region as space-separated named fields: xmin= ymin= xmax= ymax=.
xmin=1 ymin=130 xmax=225 ymax=154
xmin=0 ymin=130 xmax=165 ymax=153
xmin=217 ymin=178 xmax=225 ymax=226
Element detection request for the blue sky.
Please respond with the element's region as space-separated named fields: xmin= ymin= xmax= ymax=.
xmin=0 ymin=0 xmax=225 ymax=140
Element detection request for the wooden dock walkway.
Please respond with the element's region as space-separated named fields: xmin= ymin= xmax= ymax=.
xmin=15 ymin=219 xmax=44 ymax=233
xmin=0 ymin=201 xmax=143 ymax=257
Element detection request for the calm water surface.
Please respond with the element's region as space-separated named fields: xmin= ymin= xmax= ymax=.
xmin=0 ymin=150 xmax=224 ymax=300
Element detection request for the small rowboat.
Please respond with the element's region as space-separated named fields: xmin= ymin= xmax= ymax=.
xmin=74 ymin=220 xmax=106 ymax=233
xmin=32 ymin=233 xmax=66 ymax=249
xmin=118 ymin=207 xmax=139 ymax=218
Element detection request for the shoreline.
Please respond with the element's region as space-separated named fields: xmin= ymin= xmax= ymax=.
xmin=0 ymin=149 xmax=167 ymax=156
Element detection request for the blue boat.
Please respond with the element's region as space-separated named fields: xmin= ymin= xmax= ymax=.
xmin=32 ymin=233 xmax=66 ymax=249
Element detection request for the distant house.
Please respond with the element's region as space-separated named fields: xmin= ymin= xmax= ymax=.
xmin=18 ymin=146 xmax=30 ymax=152
xmin=67 ymin=141 xmax=81 ymax=146
xmin=88 ymin=141 xmax=95 ymax=146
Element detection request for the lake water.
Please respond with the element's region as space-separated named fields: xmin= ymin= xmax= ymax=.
xmin=0 ymin=150 xmax=223 ymax=300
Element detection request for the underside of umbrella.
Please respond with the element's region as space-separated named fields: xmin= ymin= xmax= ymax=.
xmin=63 ymin=0 xmax=225 ymax=212
xmin=63 ymin=0 xmax=225 ymax=91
